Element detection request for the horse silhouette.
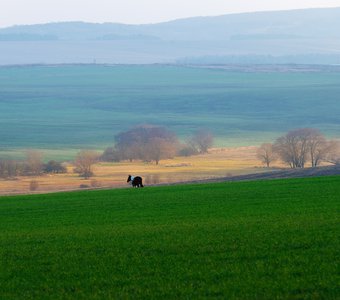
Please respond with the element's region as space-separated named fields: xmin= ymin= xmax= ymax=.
xmin=127 ymin=175 xmax=144 ymax=188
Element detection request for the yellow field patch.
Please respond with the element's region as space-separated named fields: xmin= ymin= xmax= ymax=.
xmin=0 ymin=147 xmax=281 ymax=195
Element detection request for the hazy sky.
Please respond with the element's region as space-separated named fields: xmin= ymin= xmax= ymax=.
xmin=1 ymin=0 xmax=340 ymax=28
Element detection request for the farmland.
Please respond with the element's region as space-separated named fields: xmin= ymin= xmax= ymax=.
xmin=0 ymin=176 xmax=339 ymax=299
xmin=0 ymin=146 xmax=264 ymax=195
xmin=1 ymin=64 xmax=340 ymax=155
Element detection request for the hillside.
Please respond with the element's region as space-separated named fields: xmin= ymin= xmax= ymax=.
xmin=1 ymin=64 xmax=340 ymax=152
xmin=194 ymin=165 xmax=340 ymax=184
xmin=1 ymin=176 xmax=339 ymax=299
xmin=1 ymin=7 xmax=340 ymax=64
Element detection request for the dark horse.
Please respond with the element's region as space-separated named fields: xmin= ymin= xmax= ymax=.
xmin=127 ymin=175 xmax=144 ymax=188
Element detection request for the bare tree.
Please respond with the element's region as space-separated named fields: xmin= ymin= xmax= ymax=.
xmin=25 ymin=150 xmax=43 ymax=175
xmin=74 ymin=150 xmax=99 ymax=179
xmin=323 ymin=140 xmax=340 ymax=165
xmin=0 ymin=159 xmax=22 ymax=178
xmin=114 ymin=125 xmax=179 ymax=164
xmin=100 ymin=147 xmax=120 ymax=162
xmin=178 ymin=143 xmax=199 ymax=157
xmin=274 ymin=128 xmax=337 ymax=168
xmin=29 ymin=180 xmax=39 ymax=191
xmin=305 ymin=129 xmax=327 ymax=167
xmin=257 ymin=143 xmax=276 ymax=167
xmin=189 ymin=129 xmax=214 ymax=154
xmin=274 ymin=128 xmax=312 ymax=168
xmin=142 ymin=137 xmax=177 ymax=165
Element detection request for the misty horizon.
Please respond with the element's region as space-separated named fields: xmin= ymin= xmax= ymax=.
xmin=1 ymin=0 xmax=340 ymax=28
xmin=1 ymin=6 xmax=340 ymax=29
xmin=1 ymin=7 xmax=340 ymax=65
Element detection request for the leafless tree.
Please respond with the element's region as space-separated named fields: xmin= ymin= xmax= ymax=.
xmin=274 ymin=128 xmax=313 ymax=168
xmin=114 ymin=125 xmax=179 ymax=164
xmin=142 ymin=137 xmax=177 ymax=165
xmin=323 ymin=140 xmax=340 ymax=165
xmin=189 ymin=129 xmax=214 ymax=154
xmin=74 ymin=150 xmax=99 ymax=179
xmin=25 ymin=150 xmax=44 ymax=175
xmin=257 ymin=143 xmax=276 ymax=167
xmin=274 ymin=128 xmax=337 ymax=168
xmin=178 ymin=143 xmax=199 ymax=157
xmin=306 ymin=129 xmax=338 ymax=167
xmin=0 ymin=159 xmax=22 ymax=178
xmin=29 ymin=180 xmax=39 ymax=191
xmin=100 ymin=147 xmax=120 ymax=162
xmin=304 ymin=128 xmax=327 ymax=167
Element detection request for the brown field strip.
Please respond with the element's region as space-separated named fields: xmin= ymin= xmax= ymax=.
xmin=0 ymin=147 xmax=283 ymax=195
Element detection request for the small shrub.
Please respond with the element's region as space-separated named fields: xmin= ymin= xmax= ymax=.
xmin=90 ymin=179 xmax=101 ymax=188
xmin=152 ymin=174 xmax=161 ymax=184
xmin=29 ymin=180 xmax=39 ymax=191
xmin=43 ymin=161 xmax=67 ymax=174
xmin=145 ymin=175 xmax=151 ymax=185
xmin=178 ymin=146 xmax=198 ymax=157
xmin=166 ymin=174 xmax=173 ymax=183
xmin=74 ymin=168 xmax=94 ymax=179
xmin=145 ymin=174 xmax=161 ymax=185
xmin=79 ymin=184 xmax=90 ymax=189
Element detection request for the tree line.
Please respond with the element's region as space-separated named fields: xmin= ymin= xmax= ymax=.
xmin=0 ymin=150 xmax=66 ymax=179
xmin=257 ymin=128 xmax=339 ymax=168
xmin=0 ymin=126 xmax=214 ymax=179
xmin=67 ymin=126 xmax=214 ymax=179
xmin=101 ymin=125 xmax=214 ymax=164
xmin=1 ymin=126 xmax=339 ymax=180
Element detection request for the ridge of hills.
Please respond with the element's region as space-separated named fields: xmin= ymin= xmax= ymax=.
xmin=1 ymin=7 xmax=340 ymax=64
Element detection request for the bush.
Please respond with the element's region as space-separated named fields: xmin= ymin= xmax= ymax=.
xmin=145 ymin=174 xmax=161 ymax=185
xmin=79 ymin=184 xmax=90 ymax=189
xmin=43 ymin=161 xmax=67 ymax=174
xmin=29 ymin=180 xmax=39 ymax=191
xmin=178 ymin=146 xmax=198 ymax=157
xmin=90 ymin=179 xmax=102 ymax=188
xmin=74 ymin=169 xmax=94 ymax=179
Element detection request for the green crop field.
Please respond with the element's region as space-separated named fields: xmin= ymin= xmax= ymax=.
xmin=1 ymin=176 xmax=339 ymax=299
xmin=1 ymin=65 xmax=340 ymax=157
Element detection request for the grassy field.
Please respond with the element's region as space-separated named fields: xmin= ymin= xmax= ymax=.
xmin=1 ymin=176 xmax=339 ymax=299
xmin=1 ymin=64 xmax=340 ymax=154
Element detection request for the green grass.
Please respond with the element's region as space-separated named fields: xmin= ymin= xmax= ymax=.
xmin=1 ymin=65 xmax=340 ymax=156
xmin=0 ymin=176 xmax=339 ymax=299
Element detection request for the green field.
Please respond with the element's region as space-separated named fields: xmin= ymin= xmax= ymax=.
xmin=1 ymin=65 xmax=340 ymax=155
xmin=1 ymin=176 xmax=339 ymax=299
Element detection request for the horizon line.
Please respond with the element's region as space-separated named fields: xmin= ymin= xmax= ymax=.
xmin=1 ymin=6 xmax=340 ymax=29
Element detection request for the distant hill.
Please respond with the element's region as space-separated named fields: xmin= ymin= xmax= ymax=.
xmin=1 ymin=64 xmax=340 ymax=150
xmin=1 ymin=7 xmax=340 ymax=64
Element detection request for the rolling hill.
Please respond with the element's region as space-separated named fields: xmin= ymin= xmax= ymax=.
xmin=0 ymin=176 xmax=339 ymax=298
xmin=1 ymin=7 xmax=340 ymax=64
xmin=1 ymin=64 xmax=340 ymax=152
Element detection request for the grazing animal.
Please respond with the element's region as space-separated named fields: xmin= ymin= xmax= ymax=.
xmin=127 ymin=175 xmax=144 ymax=188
